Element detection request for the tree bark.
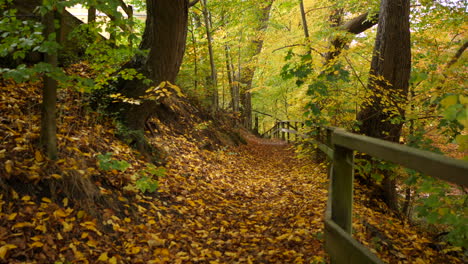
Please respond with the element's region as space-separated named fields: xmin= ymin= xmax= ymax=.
xmin=201 ymin=0 xmax=218 ymax=113
xmin=189 ymin=19 xmax=199 ymax=91
xmin=225 ymin=45 xmax=239 ymax=112
xmin=299 ymin=0 xmax=309 ymax=39
xmin=240 ymin=0 xmax=274 ymax=130
xmin=357 ymin=0 xmax=411 ymax=210
xmin=40 ymin=7 xmax=59 ymax=160
xmin=116 ymin=0 xmax=188 ymax=156
xmin=88 ymin=6 xmax=96 ymax=23
xmin=324 ymin=12 xmax=378 ymax=66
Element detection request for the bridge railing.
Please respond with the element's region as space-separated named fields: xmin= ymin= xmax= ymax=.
xmin=263 ymin=122 xmax=468 ymax=263
xmin=261 ymin=120 xmax=303 ymax=142
xmin=314 ymin=126 xmax=468 ymax=263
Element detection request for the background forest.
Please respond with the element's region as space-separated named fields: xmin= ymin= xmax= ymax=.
xmin=0 ymin=0 xmax=467 ymax=262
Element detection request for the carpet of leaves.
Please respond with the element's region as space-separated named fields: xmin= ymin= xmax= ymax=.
xmin=0 ymin=78 xmax=464 ymax=263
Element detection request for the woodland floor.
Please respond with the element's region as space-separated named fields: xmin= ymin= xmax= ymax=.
xmin=0 ymin=76 xmax=465 ymax=263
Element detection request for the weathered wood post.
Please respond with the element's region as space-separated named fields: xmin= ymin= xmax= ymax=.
xmin=275 ymin=122 xmax=279 ymax=139
xmin=294 ymin=122 xmax=298 ymax=142
xmin=281 ymin=122 xmax=286 ymax=141
xmin=254 ymin=115 xmax=259 ymax=135
xmin=331 ymin=144 xmax=354 ymax=234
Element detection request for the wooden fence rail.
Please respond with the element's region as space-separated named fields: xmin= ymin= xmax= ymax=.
xmin=263 ymin=122 xmax=468 ymax=263
xmin=261 ymin=120 xmax=303 ymax=142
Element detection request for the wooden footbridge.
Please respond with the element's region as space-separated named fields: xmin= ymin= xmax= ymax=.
xmin=263 ymin=121 xmax=468 ymax=264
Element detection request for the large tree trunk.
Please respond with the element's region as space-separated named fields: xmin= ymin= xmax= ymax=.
xmin=357 ymin=0 xmax=411 ymax=210
xmin=116 ymin=0 xmax=188 ymax=156
xmin=240 ymin=0 xmax=274 ymax=130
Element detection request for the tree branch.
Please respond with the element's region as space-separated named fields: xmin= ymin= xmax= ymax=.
xmin=324 ymin=12 xmax=378 ymax=64
xmin=446 ymin=40 xmax=468 ymax=69
xmin=341 ymin=12 xmax=378 ymax=34
xmin=189 ymin=0 xmax=201 ymax=7
xmin=272 ymin=43 xmax=323 ymax=56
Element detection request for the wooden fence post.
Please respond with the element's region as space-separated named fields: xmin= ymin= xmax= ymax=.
xmin=275 ymin=122 xmax=279 ymax=139
xmin=281 ymin=122 xmax=285 ymax=141
xmin=331 ymin=145 xmax=354 ymax=233
xmin=294 ymin=122 xmax=298 ymax=142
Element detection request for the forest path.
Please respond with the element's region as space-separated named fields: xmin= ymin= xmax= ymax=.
xmin=156 ymin=136 xmax=329 ymax=263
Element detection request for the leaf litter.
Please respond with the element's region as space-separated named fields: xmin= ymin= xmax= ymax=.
xmin=0 ymin=73 xmax=465 ymax=263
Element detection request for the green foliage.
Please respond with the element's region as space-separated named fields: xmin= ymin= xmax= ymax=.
xmin=135 ymin=164 xmax=165 ymax=194
xmin=413 ymin=176 xmax=467 ymax=248
xmin=97 ymin=152 xmax=130 ymax=172
xmin=437 ymin=94 xmax=467 ymax=141
xmin=194 ymin=121 xmax=212 ymax=130
xmin=0 ymin=9 xmax=44 ymax=60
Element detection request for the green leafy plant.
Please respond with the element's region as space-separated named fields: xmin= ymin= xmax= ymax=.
xmin=135 ymin=164 xmax=165 ymax=193
xmin=96 ymin=152 xmax=130 ymax=172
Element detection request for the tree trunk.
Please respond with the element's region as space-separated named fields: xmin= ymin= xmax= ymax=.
xmin=116 ymin=0 xmax=188 ymax=156
xmin=202 ymin=0 xmax=218 ymax=114
xmin=88 ymin=6 xmax=96 ymax=23
xmin=357 ymin=0 xmax=411 ymax=210
xmin=40 ymin=8 xmax=59 ymax=160
xmin=298 ymin=0 xmax=309 ymax=39
xmin=189 ymin=18 xmax=199 ymax=91
xmin=324 ymin=12 xmax=378 ymax=67
xmin=239 ymin=0 xmax=274 ymax=130
xmin=225 ymin=45 xmax=239 ymax=112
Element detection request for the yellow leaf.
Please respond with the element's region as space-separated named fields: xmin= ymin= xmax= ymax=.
xmin=12 ymin=222 xmax=34 ymax=229
xmin=63 ymin=197 xmax=69 ymax=207
xmin=80 ymin=221 xmax=102 ymax=236
xmin=54 ymin=209 xmax=70 ymax=218
xmin=0 ymin=244 xmax=17 ymax=260
xmin=27 ymin=173 xmax=40 ymax=181
xmin=109 ymin=256 xmax=117 ymax=264
xmin=86 ymin=239 xmax=98 ymax=248
xmin=98 ymin=252 xmax=109 ymax=261
xmin=442 ymin=246 xmax=463 ymax=253
xmin=7 ymin=212 xmax=17 ymax=221
xmin=4 ymin=160 xmax=13 ymax=174
xmin=35 ymin=224 xmax=47 ymax=233
xmin=128 ymin=246 xmax=141 ymax=254
xmin=147 ymin=234 xmax=166 ymax=248
xmin=21 ymin=195 xmax=31 ymax=201
xmin=62 ymin=221 xmax=74 ymax=232
xmin=154 ymin=248 xmax=170 ymax=256
xmin=440 ymin=95 xmax=458 ymax=108
xmin=35 ymin=150 xmax=43 ymax=162
xmin=29 ymin=241 xmax=44 ymax=248
xmin=158 ymin=81 xmax=167 ymax=88
xmin=414 ymin=258 xmax=427 ymax=264
xmin=41 ymin=197 xmax=52 ymax=203
xmin=77 ymin=210 xmax=85 ymax=219
xmin=51 ymin=174 xmax=62 ymax=179
xmin=460 ymin=95 xmax=468 ymax=105
xmin=276 ymin=233 xmax=290 ymax=240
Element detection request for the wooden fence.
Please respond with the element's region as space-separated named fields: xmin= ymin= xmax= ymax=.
xmin=261 ymin=120 xmax=303 ymax=142
xmin=264 ymin=122 xmax=468 ymax=263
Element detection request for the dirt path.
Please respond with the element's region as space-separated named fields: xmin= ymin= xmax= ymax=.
xmin=155 ymin=137 xmax=329 ymax=263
